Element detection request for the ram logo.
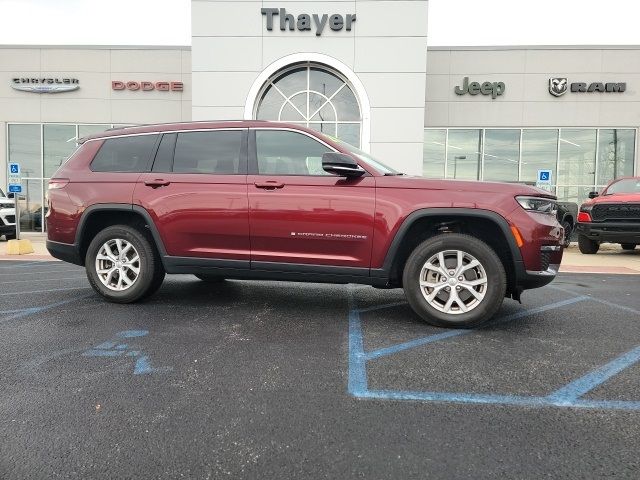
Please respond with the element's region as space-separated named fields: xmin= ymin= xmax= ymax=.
xmin=549 ymin=78 xmax=568 ymax=97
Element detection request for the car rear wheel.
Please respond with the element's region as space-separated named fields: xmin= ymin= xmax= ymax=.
xmin=621 ymin=243 xmax=637 ymax=251
xmin=578 ymin=235 xmax=599 ymax=254
xmin=402 ymin=234 xmax=506 ymax=329
xmin=85 ymin=225 xmax=164 ymax=303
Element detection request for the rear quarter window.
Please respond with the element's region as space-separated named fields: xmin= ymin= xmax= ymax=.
xmin=90 ymin=134 xmax=159 ymax=172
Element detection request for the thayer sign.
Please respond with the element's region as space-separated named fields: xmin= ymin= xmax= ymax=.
xmin=261 ymin=8 xmax=356 ymax=36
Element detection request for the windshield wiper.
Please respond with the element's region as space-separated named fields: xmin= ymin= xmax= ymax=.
xmin=384 ymin=172 xmax=405 ymax=176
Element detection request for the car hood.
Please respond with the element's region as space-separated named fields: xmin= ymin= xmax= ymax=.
xmin=375 ymin=175 xmax=555 ymax=197
xmin=589 ymin=193 xmax=640 ymax=204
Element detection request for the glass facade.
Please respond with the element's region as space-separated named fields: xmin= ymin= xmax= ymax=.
xmin=7 ymin=123 xmax=116 ymax=232
xmin=424 ymin=128 xmax=637 ymax=204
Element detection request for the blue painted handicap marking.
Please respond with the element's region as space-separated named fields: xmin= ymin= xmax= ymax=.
xmin=83 ymin=330 xmax=172 ymax=375
xmin=348 ymin=289 xmax=640 ymax=410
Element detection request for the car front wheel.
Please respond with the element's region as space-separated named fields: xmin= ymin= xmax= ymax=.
xmin=561 ymin=220 xmax=573 ymax=248
xmin=578 ymin=234 xmax=599 ymax=254
xmin=402 ymin=234 xmax=506 ymax=328
xmin=621 ymin=243 xmax=637 ymax=251
xmin=85 ymin=225 xmax=164 ymax=303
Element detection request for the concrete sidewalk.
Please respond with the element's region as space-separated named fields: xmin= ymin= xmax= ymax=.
xmin=2 ymin=233 xmax=640 ymax=274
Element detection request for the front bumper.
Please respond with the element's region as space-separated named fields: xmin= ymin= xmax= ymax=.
xmin=0 ymin=211 xmax=16 ymax=235
xmin=576 ymin=222 xmax=640 ymax=244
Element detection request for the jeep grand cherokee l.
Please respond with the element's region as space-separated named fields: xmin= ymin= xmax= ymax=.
xmin=46 ymin=121 xmax=563 ymax=328
xmin=576 ymin=177 xmax=640 ymax=254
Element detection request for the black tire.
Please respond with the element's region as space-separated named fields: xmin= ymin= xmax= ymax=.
xmin=578 ymin=234 xmax=599 ymax=254
xmin=402 ymin=233 xmax=507 ymax=329
xmin=140 ymin=254 xmax=166 ymax=299
xmin=561 ymin=220 xmax=573 ymax=248
xmin=195 ymin=274 xmax=226 ymax=283
xmin=621 ymin=243 xmax=637 ymax=251
xmin=85 ymin=225 xmax=164 ymax=303
xmin=5 ymin=233 xmax=16 ymax=240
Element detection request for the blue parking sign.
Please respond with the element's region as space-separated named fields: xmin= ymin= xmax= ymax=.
xmin=8 ymin=184 xmax=22 ymax=193
xmin=537 ymin=169 xmax=552 ymax=183
xmin=9 ymin=163 xmax=20 ymax=174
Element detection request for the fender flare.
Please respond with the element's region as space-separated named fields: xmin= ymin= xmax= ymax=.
xmin=75 ymin=203 xmax=168 ymax=260
xmin=379 ymin=208 xmax=524 ymax=275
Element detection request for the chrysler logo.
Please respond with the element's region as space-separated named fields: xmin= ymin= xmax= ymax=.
xmin=549 ymin=78 xmax=568 ymax=97
xmin=11 ymin=77 xmax=80 ymax=94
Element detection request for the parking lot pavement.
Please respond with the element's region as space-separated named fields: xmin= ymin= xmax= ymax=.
xmin=1 ymin=261 xmax=639 ymax=479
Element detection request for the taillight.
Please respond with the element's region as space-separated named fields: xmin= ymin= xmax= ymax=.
xmin=577 ymin=211 xmax=592 ymax=222
xmin=48 ymin=178 xmax=69 ymax=190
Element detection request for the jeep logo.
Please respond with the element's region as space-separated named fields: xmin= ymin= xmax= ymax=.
xmin=454 ymin=77 xmax=505 ymax=99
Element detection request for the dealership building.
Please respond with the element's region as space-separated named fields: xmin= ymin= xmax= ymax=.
xmin=1 ymin=0 xmax=639 ymax=232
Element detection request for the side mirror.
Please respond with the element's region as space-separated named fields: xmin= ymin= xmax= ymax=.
xmin=588 ymin=191 xmax=599 ymax=199
xmin=322 ymin=152 xmax=365 ymax=177
xmin=7 ymin=193 xmax=14 ymax=199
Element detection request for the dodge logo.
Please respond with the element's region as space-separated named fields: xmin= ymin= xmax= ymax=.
xmin=549 ymin=78 xmax=568 ymax=97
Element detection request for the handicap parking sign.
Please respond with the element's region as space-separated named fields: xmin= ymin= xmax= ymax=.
xmin=8 ymin=184 xmax=22 ymax=193
xmin=537 ymin=169 xmax=552 ymax=183
xmin=9 ymin=163 xmax=20 ymax=175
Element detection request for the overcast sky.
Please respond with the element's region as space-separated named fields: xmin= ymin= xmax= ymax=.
xmin=0 ymin=0 xmax=639 ymax=46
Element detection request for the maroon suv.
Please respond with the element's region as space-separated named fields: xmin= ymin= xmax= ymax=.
xmin=46 ymin=121 xmax=563 ymax=328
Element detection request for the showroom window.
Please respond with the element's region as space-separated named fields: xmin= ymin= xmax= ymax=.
xmin=7 ymin=123 xmax=120 ymax=232
xmin=254 ymin=63 xmax=362 ymax=148
xmin=423 ymin=128 xmax=637 ymax=204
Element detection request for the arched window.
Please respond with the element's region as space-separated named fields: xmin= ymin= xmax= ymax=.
xmin=254 ymin=62 xmax=362 ymax=148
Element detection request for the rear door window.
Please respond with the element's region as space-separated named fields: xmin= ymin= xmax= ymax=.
xmin=173 ymin=130 xmax=244 ymax=174
xmin=90 ymin=134 xmax=158 ymax=172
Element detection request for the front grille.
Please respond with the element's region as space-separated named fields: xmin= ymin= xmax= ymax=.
xmin=540 ymin=251 xmax=551 ymax=271
xmin=591 ymin=203 xmax=640 ymax=222
xmin=6 ymin=215 xmax=15 ymax=223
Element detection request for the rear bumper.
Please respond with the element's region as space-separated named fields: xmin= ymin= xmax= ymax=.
xmin=46 ymin=240 xmax=83 ymax=265
xmin=576 ymin=222 xmax=640 ymax=244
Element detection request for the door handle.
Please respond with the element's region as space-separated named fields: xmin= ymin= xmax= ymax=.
xmin=254 ymin=181 xmax=284 ymax=190
xmin=144 ymin=179 xmax=171 ymax=188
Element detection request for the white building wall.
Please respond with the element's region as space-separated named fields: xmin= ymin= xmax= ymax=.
xmin=425 ymin=46 xmax=640 ymax=176
xmin=425 ymin=46 xmax=640 ymax=128
xmin=191 ymin=0 xmax=429 ymax=175
xmin=0 ymin=46 xmax=191 ymax=188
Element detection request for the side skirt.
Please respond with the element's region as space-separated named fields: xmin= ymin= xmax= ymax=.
xmin=162 ymin=256 xmax=390 ymax=287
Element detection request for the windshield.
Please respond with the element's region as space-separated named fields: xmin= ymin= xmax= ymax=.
xmin=321 ymin=136 xmax=402 ymax=175
xmin=604 ymin=178 xmax=640 ymax=195
xmin=0 ymin=187 xmax=5 ymax=198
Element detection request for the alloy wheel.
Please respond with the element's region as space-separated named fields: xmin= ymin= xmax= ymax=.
xmin=95 ymin=239 xmax=141 ymax=291
xmin=418 ymin=249 xmax=488 ymax=314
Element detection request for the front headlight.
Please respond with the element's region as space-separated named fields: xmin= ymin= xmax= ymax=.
xmin=516 ymin=196 xmax=557 ymax=215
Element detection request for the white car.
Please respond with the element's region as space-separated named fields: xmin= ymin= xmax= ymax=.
xmin=0 ymin=188 xmax=16 ymax=240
